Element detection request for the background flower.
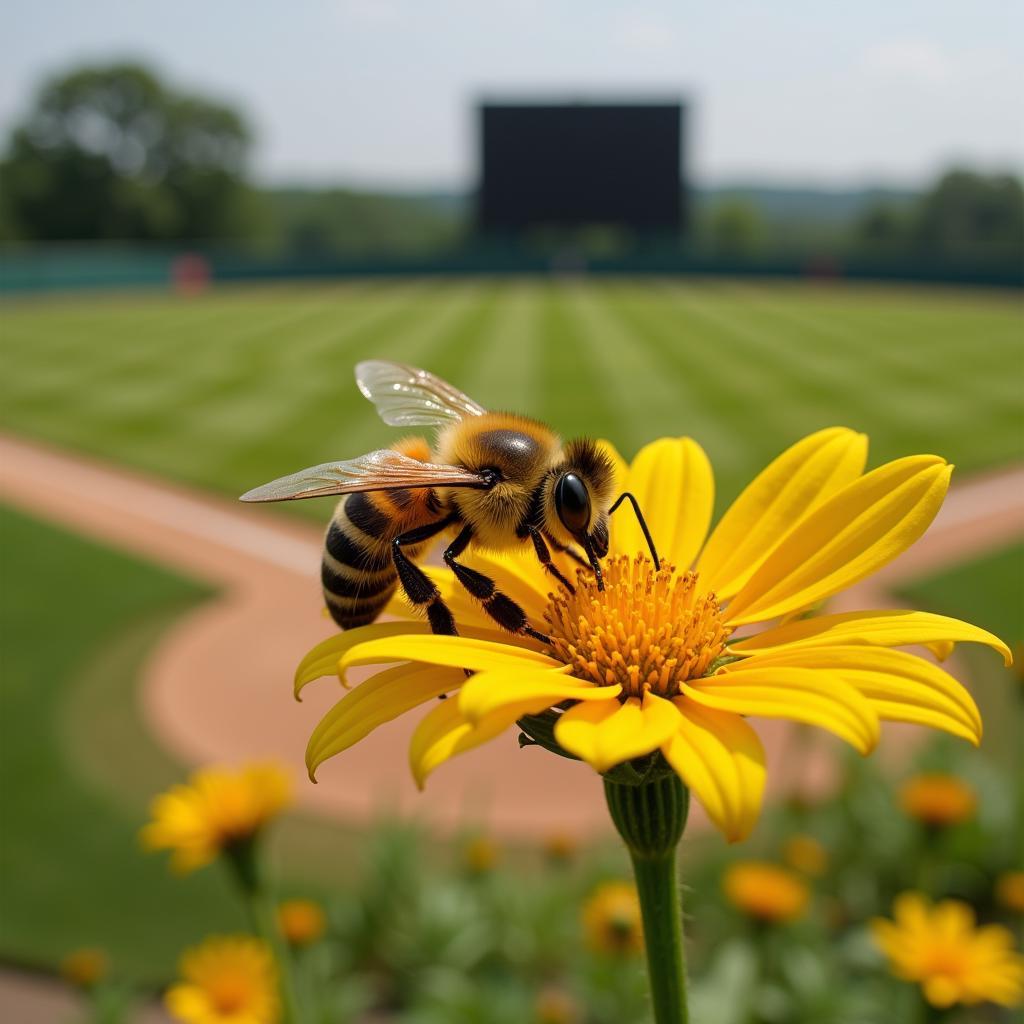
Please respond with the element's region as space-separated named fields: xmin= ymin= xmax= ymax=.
xmin=165 ymin=935 xmax=280 ymax=1024
xmin=141 ymin=763 xmax=291 ymax=873
xmin=871 ymin=893 xmax=1024 ymax=1008
xmin=722 ymin=861 xmax=810 ymax=924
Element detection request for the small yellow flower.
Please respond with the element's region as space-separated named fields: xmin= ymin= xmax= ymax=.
xmin=60 ymin=947 xmax=108 ymax=989
xmin=722 ymin=861 xmax=809 ymax=923
xmin=166 ymin=935 xmax=279 ymax=1024
xmin=583 ymin=881 xmax=643 ymax=956
xmin=296 ymin=431 xmax=1008 ymax=843
xmin=462 ymin=835 xmax=499 ymax=874
xmin=277 ymin=899 xmax=326 ymax=947
xmin=872 ymin=893 xmax=1024 ymax=1008
xmin=899 ymin=773 xmax=977 ymax=828
xmin=535 ymin=985 xmax=582 ymax=1024
xmin=542 ymin=832 xmax=579 ymax=865
xmin=141 ymin=763 xmax=291 ymax=873
xmin=783 ymin=834 xmax=829 ymax=877
xmin=996 ymin=872 xmax=1024 ymax=914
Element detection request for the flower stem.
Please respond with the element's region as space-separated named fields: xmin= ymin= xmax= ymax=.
xmin=227 ymin=839 xmax=304 ymax=1024
xmin=605 ymin=772 xmax=690 ymax=1024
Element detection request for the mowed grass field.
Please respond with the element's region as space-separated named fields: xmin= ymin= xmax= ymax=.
xmin=1 ymin=278 xmax=1022 ymax=982
xmin=2 ymin=279 xmax=1022 ymax=518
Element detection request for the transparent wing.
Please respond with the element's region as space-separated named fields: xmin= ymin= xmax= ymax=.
xmin=240 ymin=449 xmax=489 ymax=502
xmin=355 ymin=360 xmax=487 ymax=426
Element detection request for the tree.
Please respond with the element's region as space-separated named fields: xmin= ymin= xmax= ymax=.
xmin=912 ymin=169 xmax=1023 ymax=267
xmin=706 ymin=199 xmax=766 ymax=258
xmin=853 ymin=169 xmax=1023 ymax=270
xmin=0 ymin=62 xmax=257 ymax=241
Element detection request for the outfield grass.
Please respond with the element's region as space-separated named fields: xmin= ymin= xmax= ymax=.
xmin=2 ymin=279 xmax=1022 ymax=983
xmin=0 ymin=505 xmax=248 ymax=981
xmin=2 ymin=280 xmax=1021 ymax=522
xmin=897 ymin=543 xmax=1024 ymax=778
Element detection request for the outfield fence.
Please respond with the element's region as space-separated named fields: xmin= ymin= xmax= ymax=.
xmin=2 ymin=241 xmax=1021 ymax=294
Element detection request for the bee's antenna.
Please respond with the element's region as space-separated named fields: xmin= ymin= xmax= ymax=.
xmin=609 ymin=492 xmax=661 ymax=570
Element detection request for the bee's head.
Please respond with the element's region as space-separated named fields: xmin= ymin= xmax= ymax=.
xmin=543 ymin=439 xmax=616 ymax=582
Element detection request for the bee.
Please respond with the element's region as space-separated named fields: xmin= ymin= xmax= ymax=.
xmin=241 ymin=361 xmax=658 ymax=642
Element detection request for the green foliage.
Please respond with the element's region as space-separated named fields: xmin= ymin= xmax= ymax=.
xmin=702 ymin=199 xmax=767 ymax=256
xmin=265 ymin=188 xmax=463 ymax=257
xmin=0 ymin=62 xmax=259 ymax=242
xmin=854 ymin=169 xmax=1024 ymax=270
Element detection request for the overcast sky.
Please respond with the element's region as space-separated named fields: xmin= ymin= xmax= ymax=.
xmin=3 ymin=0 xmax=1022 ymax=189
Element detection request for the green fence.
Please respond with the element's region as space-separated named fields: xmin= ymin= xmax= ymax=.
xmin=2 ymin=242 xmax=1021 ymax=294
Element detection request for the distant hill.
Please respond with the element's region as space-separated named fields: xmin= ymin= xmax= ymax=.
xmin=268 ymin=182 xmax=921 ymax=232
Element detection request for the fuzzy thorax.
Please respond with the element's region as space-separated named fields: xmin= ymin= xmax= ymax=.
xmin=545 ymin=555 xmax=731 ymax=699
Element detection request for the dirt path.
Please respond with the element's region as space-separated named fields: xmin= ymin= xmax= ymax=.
xmin=2 ymin=433 xmax=1022 ymax=841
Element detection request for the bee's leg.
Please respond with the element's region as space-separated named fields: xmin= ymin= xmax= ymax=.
xmin=530 ymin=529 xmax=576 ymax=594
xmin=392 ymin=514 xmax=461 ymax=637
xmin=541 ymin=531 xmax=589 ymax=570
xmin=443 ymin=526 xmax=551 ymax=644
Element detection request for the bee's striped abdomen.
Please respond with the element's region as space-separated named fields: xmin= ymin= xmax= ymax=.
xmin=321 ymin=477 xmax=437 ymax=629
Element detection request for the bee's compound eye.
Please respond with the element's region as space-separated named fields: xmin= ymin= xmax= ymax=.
xmin=554 ymin=473 xmax=591 ymax=535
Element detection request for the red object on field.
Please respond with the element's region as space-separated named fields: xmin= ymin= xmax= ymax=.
xmin=171 ymin=252 xmax=211 ymax=295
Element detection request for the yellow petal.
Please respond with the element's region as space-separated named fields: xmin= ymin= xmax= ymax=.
xmin=729 ymin=608 xmax=1011 ymax=666
xmin=408 ymin=694 xmax=536 ymax=788
xmin=612 ymin=437 xmax=714 ymax=570
xmin=458 ymin=671 xmax=620 ymax=724
xmin=554 ymin=692 xmax=681 ymax=773
xmin=685 ymin=667 xmax=880 ymax=753
xmin=724 ymin=456 xmax=952 ymax=625
xmin=729 ymin=646 xmax=981 ymax=745
xmin=337 ymin=633 xmax=565 ymax=681
xmin=295 ymin=621 xmax=542 ymax=696
xmin=662 ymin=702 xmax=766 ymax=843
xmin=305 ymin=663 xmax=465 ymax=778
xmin=697 ymin=427 xmax=868 ymax=597
xmin=295 ymin=622 xmax=433 ymax=697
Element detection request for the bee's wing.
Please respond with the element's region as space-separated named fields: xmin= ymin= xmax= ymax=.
xmin=239 ymin=449 xmax=489 ymax=502
xmin=355 ymin=360 xmax=487 ymax=426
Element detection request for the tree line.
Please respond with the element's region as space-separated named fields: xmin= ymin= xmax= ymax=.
xmin=2 ymin=61 xmax=1020 ymax=275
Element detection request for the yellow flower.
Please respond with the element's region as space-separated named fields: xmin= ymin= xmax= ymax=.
xmin=996 ymin=872 xmax=1024 ymax=914
xmin=462 ymin=835 xmax=500 ymax=874
xmin=166 ymin=935 xmax=279 ymax=1024
xmin=871 ymin=893 xmax=1024 ymax=1008
xmin=296 ymin=429 xmax=1008 ymax=843
xmin=277 ymin=899 xmax=326 ymax=947
xmin=722 ymin=861 xmax=809 ymax=923
xmin=899 ymin=773 xmax=977 ymax=828
xmin=141 ymin=763 xmax=291 ymax=873
xmin=783 ymin=834 xmax=829 ymax=877
xmin=60 ymin=947 xmax=109 ymax=989
xmin=583 ymin=881 xmax=643 ymax=955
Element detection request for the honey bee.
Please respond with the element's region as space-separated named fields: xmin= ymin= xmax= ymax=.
xmin=241 ymin=361 xmax=658 ymax=642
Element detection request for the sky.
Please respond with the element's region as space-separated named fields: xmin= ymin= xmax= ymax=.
xmin=3 ymin=0 xmax=1022 ymax=190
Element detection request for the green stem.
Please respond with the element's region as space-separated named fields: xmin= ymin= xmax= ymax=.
xmin=227 ymin=840 xmax=304 ymax=1024
xmin=605 ymin=772 xmax=690 ymax=1024
xmin=919 ymin=993 xmax=947 ymax=1024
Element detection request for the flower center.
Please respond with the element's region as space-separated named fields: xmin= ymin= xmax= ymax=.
xmin=544 ymin=554 xmax=731 ymax=699
xmin=207 ymin=972 xmax=254 ymax=1014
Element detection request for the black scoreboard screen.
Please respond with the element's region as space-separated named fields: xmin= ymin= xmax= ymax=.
xmin=477 ymin=102 xmax=684 ymax=233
